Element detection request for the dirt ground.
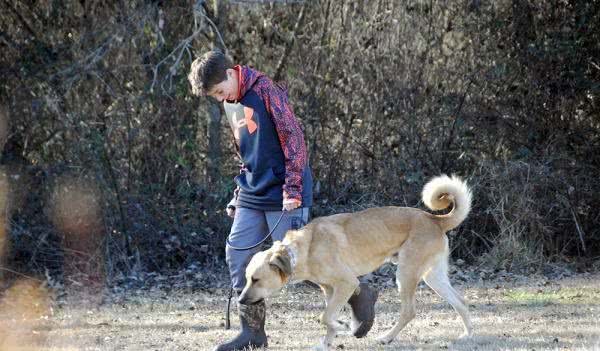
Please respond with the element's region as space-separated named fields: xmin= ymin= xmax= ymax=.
xmin=2 ymin=272 xmax=600 ymax=351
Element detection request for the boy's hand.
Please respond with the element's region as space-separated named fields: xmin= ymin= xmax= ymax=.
xmin=282 ymin=199 xmax=301 ymax=211
xmin=226 ymin=197 xmax=237 ymax=218
xmin=226 ymin=205 xmax=236 ymax=218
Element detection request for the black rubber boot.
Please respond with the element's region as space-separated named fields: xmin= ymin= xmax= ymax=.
xmin=214 ymin=300 xmax=268 ymax=351
xmin=348 ymin=282 xmax=379 ymax=338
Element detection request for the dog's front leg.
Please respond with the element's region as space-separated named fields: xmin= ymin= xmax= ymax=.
xmin=312 ymin=336 xmax=330 ymax=351
xmin=312 ymin=311 xmax=342 ymax=351
xmin=318 ymin=285 xmax=351 ymax=334
xmin=313 ymin=281 xmax=359 ymax=350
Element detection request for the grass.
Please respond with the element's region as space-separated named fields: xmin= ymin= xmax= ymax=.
xmin=504 ymin=287 xmax=600 ymax=306
xmin=1 ymin=273 xmax=600 ymax=350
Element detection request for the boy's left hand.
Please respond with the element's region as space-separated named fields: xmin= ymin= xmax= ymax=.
xmin=282 ymin=199 xmax=301 ymax=211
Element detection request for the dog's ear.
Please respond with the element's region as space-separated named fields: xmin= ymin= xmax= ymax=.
xmin=269 ymin=249 xmax=292 ymax=281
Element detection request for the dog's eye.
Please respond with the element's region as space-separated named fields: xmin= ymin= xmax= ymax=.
xmin=251 ymin=278 xmax=259 ymax=283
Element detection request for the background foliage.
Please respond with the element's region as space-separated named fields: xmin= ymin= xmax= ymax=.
xmin=1 ymin=0 xmax=599 ymax=286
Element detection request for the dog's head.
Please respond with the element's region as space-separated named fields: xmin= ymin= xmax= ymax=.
xmin=238 ymin=241 xmax=293 ymax=304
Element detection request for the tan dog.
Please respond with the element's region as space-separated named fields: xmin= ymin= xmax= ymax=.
xmin=239 ymin=175 xmax=473 ymax=350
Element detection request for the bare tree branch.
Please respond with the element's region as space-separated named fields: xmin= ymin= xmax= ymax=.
xmin=2 ymin=0 xmax=40 ymax=42
xmin=150 ymin=1 xmax=227 ymax=94
xmin=274 ymin=3 xmax=306 ymax=81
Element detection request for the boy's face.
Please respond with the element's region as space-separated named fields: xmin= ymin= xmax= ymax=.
xmin=207 ymin=68 xmax=238 ymax=102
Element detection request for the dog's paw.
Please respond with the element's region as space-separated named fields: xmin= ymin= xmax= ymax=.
xmin=458 ymin=330 xmax=473 ymax=340
xmin=312 ymin=337 xmax=330 ymax=351
xmin=334 ymin=319 xmax=350 ymax=332
xmin=376 ymin=333 xmax=395 ymax=345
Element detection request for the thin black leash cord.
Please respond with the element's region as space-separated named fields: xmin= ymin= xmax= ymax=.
xmin=225 ymin=287 xmax=233 ymax=330
xmin=225 ymin=210 xmax=287 ymax=330
xmin=226 ymin=211 xmax=287 ymax=251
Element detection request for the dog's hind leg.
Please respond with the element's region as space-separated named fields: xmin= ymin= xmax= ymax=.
xmin=319 ymin=284 xmax=352 ymax=334
xmin=376 ymin=271 xmax=419 ymax=345
xmin=314 ymin=279 xmax=359 ymax=351
xmin=423 ymin=254 xmax=473 ymax=339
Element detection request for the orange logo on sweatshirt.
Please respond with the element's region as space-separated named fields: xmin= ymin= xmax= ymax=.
xmin=244 ymin=106 xmax=257 ymax=134
xmin=231 ymin=106 xmax=257 ymax=140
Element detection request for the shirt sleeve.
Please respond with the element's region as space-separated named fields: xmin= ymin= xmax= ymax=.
xmin=254 ymin=78 xmax=306 ymax=203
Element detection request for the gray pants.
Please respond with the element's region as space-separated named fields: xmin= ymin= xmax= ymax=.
xmin=226 ymin=207 xmax=309 ymax=291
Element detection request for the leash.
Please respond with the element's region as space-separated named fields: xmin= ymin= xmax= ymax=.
xmin=224 ymin=210 xmax=287 ymax=329
xmin=225 ymin=286 xmax=233 ymax=329
xmin=226 ymin=211 xmax=287 ymax=251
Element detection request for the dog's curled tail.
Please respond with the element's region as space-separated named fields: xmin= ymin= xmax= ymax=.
xmin=421 ymin=175 xmax=472 ymax=232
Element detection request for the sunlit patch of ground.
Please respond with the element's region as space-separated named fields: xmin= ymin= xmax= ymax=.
xmin=0 ymin=279 xmax=52 ymax=351
xmin=7 ymin=273 xmax=600 ymax=351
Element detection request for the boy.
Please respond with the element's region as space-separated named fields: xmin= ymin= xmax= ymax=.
xmin=188 ymin=50 xmax=377 ymax=351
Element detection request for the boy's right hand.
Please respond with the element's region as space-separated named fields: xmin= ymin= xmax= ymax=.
xmin=226 ymin=197 xmax=237 ymax=218
xmin=226 ymin=204 xmax=236 ymax=218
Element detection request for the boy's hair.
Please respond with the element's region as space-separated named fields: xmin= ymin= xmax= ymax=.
xmin=188 ymin=50 xmax=233 ymax=96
